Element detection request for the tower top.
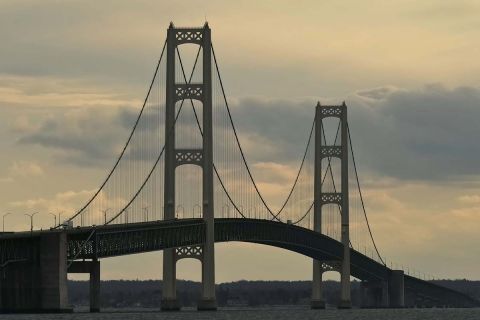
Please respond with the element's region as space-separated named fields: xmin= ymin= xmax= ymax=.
xmin=167 ymin=22 xmax=210 ymax=30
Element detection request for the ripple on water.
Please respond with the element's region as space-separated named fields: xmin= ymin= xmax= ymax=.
xmin=1 ymin=308 xmax=480 ymax=320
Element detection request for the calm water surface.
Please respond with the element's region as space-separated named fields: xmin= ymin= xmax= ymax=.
xmin=1 ymin=307 xmax=479 ymax=320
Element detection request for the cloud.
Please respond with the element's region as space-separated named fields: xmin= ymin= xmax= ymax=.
xmin=251 ymin=162 xmax=298 ymax=184
xmin=9 ymin=161 xmax=44 ymax=177
xmin=458 ymin=194 xmax=480 ymax=204
xmin=349 ymin=182 xmax=480 ymax=276
xmin=349 ymin=84 xmax=480 ymax=181
xmin=216 ymin=85 xmax=480 ymax=182
xmin=356 ymin=86 xmax=400 ymax=100
xmin=220 ymin=97 xmax=318 ymax=163
xmin=8 ymin=189 xmax=96 ymax=228
xmin=12 ymin=84 xmax=480 ymax=183
xmin=0 ymin=74 xmax=141 ymax=109
xmin=11 ymin=93 xmax=317 ymax=169
xmin=16 ymin=107 xmax=133 ymax=167
xmin=0 ymin=161 xmax=45 ymax=182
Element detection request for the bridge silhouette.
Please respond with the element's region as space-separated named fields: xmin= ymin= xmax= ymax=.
xmin=1 ymin=23 xmax=478 ymax=313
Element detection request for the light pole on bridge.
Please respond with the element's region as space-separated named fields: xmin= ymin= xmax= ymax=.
xmin=24 ymin=212 xmax=38 ymax=232
xmin=142 ymin=206 xmax=149 ymax=222
xmin=58 ymin=211 xmax=64 ymax=226
xmin=102 ymin=208 xmax=111 ymax=225
xmin=48 ymin=212 xmax=57 ymax=227
xmin=2 ymin=212 xmax=13 ymax=232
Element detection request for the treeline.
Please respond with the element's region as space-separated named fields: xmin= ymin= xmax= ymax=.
xmin=431 ymin=280 xmax=480 ymax=301
xmin=68 ymin=279 xmax=480 ymax=308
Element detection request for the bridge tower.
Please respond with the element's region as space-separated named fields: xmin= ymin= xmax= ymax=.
xmin=162 ymin=23 xmax=216 ymax=311
xmin=311 ymin=102 xmax=351 ymax=309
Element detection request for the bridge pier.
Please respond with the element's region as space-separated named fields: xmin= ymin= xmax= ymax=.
xmin=68 ymin=260 xmax=101 ymax=312
xmin=338 ymin=260 xmax=352 ymax=309
xmin=360 ymin=270 xmax=405 ymax=308
xmin=311 ymin=260 xmax=325 ymax=309
xmin=198 ymin=242 xmax=216 ymax=310
xmin=90 ymin=260 xmax=100 ymax=312
xmin=40 ymin=233 xmax=70 ymax=312
xmin=0 ymin=259 xmax=40 ymax=312
xmin=160 ymin=249 xmax=180 ymax=311
xmin=388 ymin=270 xmax=405 ymax=308
xmin=0 ymin=232 xmax=70 ymax=313
xmin=360 ymin=280 xmax=389 ymax=308
xmin=161 ymin=243 xmax=216 ymax=311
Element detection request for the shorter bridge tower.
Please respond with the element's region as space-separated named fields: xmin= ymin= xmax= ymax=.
xmin=311 ymin=102 xmax=351 ymax=309
xmin=162 ymin=23 xmax=216 ymax=311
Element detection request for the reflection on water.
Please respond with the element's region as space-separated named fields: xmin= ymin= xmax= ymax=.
xmin=1 ymin=307 xmax=480 ymax=320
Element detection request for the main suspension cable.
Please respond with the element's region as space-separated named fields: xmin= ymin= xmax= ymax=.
xmin=176 ymin=47 xmax=248 ymax=219
xmin=320 ymin=121 xmax=355 ymax=248
xmin=106 ymin=44 xmax=202 ymax=225
xmin=211 ymin=43 xmax=314 ymax=221
xmin=292 ymin=120 xmax=341 ymax=227
xmin=347 ymin=123 xmax=385 ymax=265
xmin=64 ymin=40 xmax=167 ymax=225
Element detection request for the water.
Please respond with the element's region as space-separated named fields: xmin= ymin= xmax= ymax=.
xmin=1 ymin=307 xmax=480 ymax=320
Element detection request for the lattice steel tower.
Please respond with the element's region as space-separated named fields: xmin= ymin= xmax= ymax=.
xmin=311 ymin=102 xmax=351 ymax=309
xmin=162 ymin=23 xmax=216 ymax=311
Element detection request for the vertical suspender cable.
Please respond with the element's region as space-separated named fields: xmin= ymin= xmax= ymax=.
xmin=347 ymin=123 xmax=385 ymax=265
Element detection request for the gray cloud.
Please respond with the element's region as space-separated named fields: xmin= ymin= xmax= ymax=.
xmin=221 ymin=97 xmax=316 ymax=162
xmin=0 ymin=1 xmax=162 ymax=90
xmin=350 ymin=84 xmax=480 ymax=180
xmin=15 ymin=84 xmax=480 ymax=182
xmin=17 ymin=107 xmax=132 ymax=167
xmin=223 ymin=85 xmax=480 ymax=181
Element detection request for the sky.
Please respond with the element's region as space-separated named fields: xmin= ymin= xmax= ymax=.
xmin=1 ymin=0 xmax=480 ymax=282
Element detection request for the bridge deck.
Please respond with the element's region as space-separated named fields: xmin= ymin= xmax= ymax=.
xmin=1 ymin=218 xmax=479 ymax=307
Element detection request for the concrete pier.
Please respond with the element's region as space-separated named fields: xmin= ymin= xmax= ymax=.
xmin=360 ymin=280 xmax=389 ymax=308
xmin=388 ymin=270 xmax=405 ymax=308
xmin=0 ymin=232 xmax=71 ymax=313
xmin=89 ymin=260 xmax=100 ymax=312
xmin=68 ymin=260 xmax=101 ymax=312
xmin=311 ymin=260 xmax=326 ymax=309
xmin=161 ymin=247 xmax=180 ymax=311
xmin=39 ymin=233 xmax=69 ymax=311
xmin=360 ymin=271 xmax=405 ymax=308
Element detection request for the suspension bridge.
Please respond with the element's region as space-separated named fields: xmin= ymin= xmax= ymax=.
xmin=0 ymin=23 xmax=478 ymax=313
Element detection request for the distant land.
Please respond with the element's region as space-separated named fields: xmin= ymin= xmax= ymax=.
xmin=68 ymin=279 xmax=480 ymax=308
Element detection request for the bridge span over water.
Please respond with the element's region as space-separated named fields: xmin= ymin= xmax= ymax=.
xmin=1 ymin=23 xmax=479 ymax=312
xmin=1 ymin=219 xmax=479 ymax=312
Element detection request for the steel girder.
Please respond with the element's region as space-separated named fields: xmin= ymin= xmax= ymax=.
xmin=67 ymin=219 xmax=205 ymax=259
xmin=64 ymin=218 xmax=393 ymax=282
xmin=0 ymin=235 xmax=38 ymax=267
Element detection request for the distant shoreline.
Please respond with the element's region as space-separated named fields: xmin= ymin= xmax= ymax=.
xmin=68 ymin=279 xmax=480 ymax=309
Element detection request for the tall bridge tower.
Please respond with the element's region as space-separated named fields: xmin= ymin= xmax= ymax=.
xmin=162 ymin=23 xmax=216 ymax=311
xmin=312 ymin=102 xmax=351 ymax=308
